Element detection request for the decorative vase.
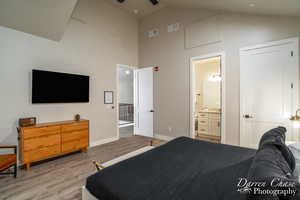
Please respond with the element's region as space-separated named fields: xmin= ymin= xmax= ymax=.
xmin=75 ymin=114 xmax=80 ymax=121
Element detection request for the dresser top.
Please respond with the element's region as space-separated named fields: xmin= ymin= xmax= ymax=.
xmin=20 ymin=119 xmax=88 ymax=129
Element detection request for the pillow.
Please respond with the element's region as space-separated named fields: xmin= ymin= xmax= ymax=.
xmin=247 ymin=127 xmax=298 ymax=200
xmin=259 ymin=127 xmax=295 ymax=172
xmin=259 ymin=127 xmax=287 ymax=148
xmin=247 ymin=145 xmax=298 ymax=200
xmin=288 ymin=143 xmax=300 ymax=183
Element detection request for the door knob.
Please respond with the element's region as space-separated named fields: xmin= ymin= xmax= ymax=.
xmin=243 ymin=114 xmax=253 ymax=119
xmin=150 ymin=110 xmax=154 ymax=113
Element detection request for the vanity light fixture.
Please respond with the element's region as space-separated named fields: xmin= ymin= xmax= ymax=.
xmin=208 ymin=74 xmax=222 ymax=82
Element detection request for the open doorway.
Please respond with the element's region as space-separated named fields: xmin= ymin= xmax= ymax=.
xmin=117 ymin=65 xmax=154 ymax=139
xmin=117 ymin=65 xmax=135 ymax=138
xmin=190 ymin=53 xmax=226 ymax=144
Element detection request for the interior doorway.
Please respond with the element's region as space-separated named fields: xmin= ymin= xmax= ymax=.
xmin=190 ymin=53 xmax=226 ymax=144
xmin=117 ymin=65 xmax=135 ymax=138
xmin=117 ymin=65 xmax=154 ymax=139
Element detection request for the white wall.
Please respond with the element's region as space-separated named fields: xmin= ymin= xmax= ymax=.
xmin=0 ymin=0 xmax=138 ymax=145
xmin=0 ymin=0 xmax=78 ymax=41
xmin=139 ymin=7 xmax=300 ymax=145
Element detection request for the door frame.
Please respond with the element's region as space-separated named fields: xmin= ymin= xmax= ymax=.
xmin=190 ymin=52 xmax=226 ymax=144
xmin=116 ymin=64 xmax=137 ymax=139
xmin=239 ymin=37 xmax=299 ymax=146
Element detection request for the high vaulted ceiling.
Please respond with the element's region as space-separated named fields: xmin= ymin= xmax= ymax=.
xmin=105 ymin=0 xmax=300 ymax=18
xmin=0 ymin=0 xmax=299 ymax=41
xmin=0 ymin=0 xmax=78 ymax=41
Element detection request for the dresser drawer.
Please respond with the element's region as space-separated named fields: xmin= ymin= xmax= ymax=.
xmin=22 ymin=126 xmax=60 ymax=139
xmin=198 ymin=112 xmax=208 ymax=118
xmin=61 ymin=121 xmax=89 ymax=133
xmin=62 ymin=130 xmax=88 ymax=143
xmin=62 ymin=138 xmax=88 ymax=153
xmin=23 ymin=134 xmax=61 ymax=152
xmin=23 ymin=144 xmax=61 ymax=163
xmin=198 ymin=126 xmax=209 ymax=134
xmin=198 ymin=118 xmax=208 ymax=126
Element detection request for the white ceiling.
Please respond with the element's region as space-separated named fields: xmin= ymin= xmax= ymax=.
xmin=0 ymin=0 xmax=78 ymax=41
xmin=0 ymin=0 xmax=299 ymax=41
xmin=106 ymin=0 xmax=300 ymax=18
xmin=167 ymin=0 xmax=300 ymax=17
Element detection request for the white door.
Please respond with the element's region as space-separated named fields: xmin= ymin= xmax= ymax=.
xmin=134 ymin=67 xmax=154 ymax=137
xmin=240 ymin=39 xmax=298 ymax=149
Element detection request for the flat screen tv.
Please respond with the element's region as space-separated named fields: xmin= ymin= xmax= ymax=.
xmin=32 ymin=70 xmax=89 ymax=103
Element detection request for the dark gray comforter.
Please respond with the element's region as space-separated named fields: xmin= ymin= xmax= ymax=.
xmin=86 ymin=127 xmax=299 ymax=200
xmin=86 ymin=137 xmax=256 ymax=200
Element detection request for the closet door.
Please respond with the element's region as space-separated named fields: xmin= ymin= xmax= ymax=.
xmin=240 ymin=39 xmax=298 ymax=148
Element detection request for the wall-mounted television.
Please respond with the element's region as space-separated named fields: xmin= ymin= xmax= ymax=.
xmin=32 ymin=70 xmax=89 ymax=103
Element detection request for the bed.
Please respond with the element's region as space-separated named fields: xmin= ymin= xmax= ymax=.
xmin=84 ymin=127 xmax=299 ymax=200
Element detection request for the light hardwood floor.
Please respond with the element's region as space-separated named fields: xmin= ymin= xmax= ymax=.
xmin=0 ymin=136 xmax=165 ymax=200
xmin=119 ymin=126 xmax=134 ymax=138
xmin=195 ymin=134 xmax=220 ymax=144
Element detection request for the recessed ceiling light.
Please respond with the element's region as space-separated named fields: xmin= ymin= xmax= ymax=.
xmin=133 ymin=9 xmax=139 ymax=14
xmin=249 ymin=3 xmax=255 ymax=7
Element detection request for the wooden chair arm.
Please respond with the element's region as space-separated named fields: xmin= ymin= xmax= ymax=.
xmin=92 ymin=160 xmax=106 ymax=171
xmin=0 ymin=145 xmax=17 ymax=149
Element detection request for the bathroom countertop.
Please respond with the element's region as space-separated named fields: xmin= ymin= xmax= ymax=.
xmin=199 ymin=109 xmax=221 ymax=114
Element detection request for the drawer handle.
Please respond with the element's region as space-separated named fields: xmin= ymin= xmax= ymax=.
xmin=200 ymin=121 xmax=206 ymax=123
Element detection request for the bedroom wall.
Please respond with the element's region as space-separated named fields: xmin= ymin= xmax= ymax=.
xmin=0 ymin=0 xmax=138 ymax=146
xmin=139 ymin=7 xmax=300 ymax=145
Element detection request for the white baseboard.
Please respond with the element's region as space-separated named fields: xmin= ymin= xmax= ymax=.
xmin=90 ymin=136 xmax=119 ymax=147
xmin=154 ymin=134 xmax=176 ymax=141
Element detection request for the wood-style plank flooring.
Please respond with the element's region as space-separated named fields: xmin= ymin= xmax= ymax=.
xmin=195 ymin=134 xmax=220 ymax=144
xmin=0 ymin=136 xmax=165 ymax=200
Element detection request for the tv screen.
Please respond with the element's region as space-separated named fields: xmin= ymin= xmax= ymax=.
xmin=32 ymin=70 xmax=89 ymax=103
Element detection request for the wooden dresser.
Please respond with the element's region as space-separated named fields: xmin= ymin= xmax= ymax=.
xmin=19 ymin=120 xmax=89 ymax=170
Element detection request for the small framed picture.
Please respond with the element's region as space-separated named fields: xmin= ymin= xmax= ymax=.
xmin=104 ymin=91 xmax=114 ymax=104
